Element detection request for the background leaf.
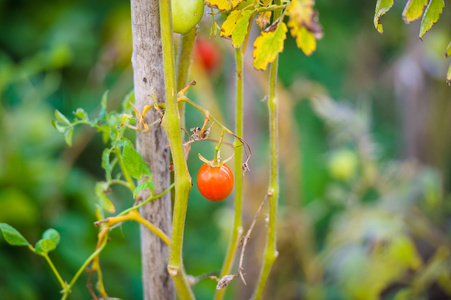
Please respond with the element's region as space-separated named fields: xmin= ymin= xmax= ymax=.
xmin=374 ymin=0 xmax=395 ymax=34
xmin=419 ymin=0 xmax=444 ymax=39
xmin=0 ymin=223 xmax=30 ymax=247
xmin=253 ymin=21 xmax=287 ymax=71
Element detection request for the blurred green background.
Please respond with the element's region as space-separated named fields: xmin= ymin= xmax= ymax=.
xmin=1 ymin=0 xmax=451 ymax=299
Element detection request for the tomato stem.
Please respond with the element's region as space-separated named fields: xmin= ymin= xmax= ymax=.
xmin=251 ymin=1 xmax=282 ymax=298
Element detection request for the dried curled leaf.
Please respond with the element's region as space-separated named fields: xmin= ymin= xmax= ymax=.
xmin=419 ymin=0 xmax=445 ymax=39
xmin=256 ymin=0 xmax=272 ymax=29
xmin=253 ymin=20 xmax=288 ymax=71
xmin=402 ymin=0 xmax=428 ymax=24
xmin=205 ymin=0 xmax=243 ymax=12
xmin=286 ymin=0 xmax=323 ymax=56
xmin=374 ymin=0 xmax=395 ymax=34
xmin=256 ymin=11 xmax=271 ymax=30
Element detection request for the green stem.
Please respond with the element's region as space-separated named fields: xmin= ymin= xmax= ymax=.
xmin=176 ymin=27 xmax=197 ymax=127
xmin=61 ymin=238 xmax=108 ymax=300
xmin=251 ymin=3 xmax=281 ymax=298
xmin=159 ymin=0 xmax=194 ymax=299
xmin=118 ymin=183 xmax=175 ymax=217
xmin=214 ymin=48 xmax=244 ymax=300
xmin=43 ymin=254 xmax=67 ymax=291
xmin=115 ymin=146 xmax=136 ymax=191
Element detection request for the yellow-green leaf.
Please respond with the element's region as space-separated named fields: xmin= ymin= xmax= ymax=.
xmin=446 ymin=62 xmax=451 ymax=86
xmin=419 ymin=0 xmax=444 ymax=39
xmin=220 ymin=10 xmax=242 ymax=38
xmin=287 ymin=0 xmax=322 ymax=36
xmin=232 ymin=10 xmax=253 ymax=48
xmin=253 ymin=21 xmax=287 ymax=71
xmin=205 ymin=0 xmax=243 ymax=12
xmin=288 ymin=19 xmax=317 ymax=56
xmin=402 ymin=0 xmax=428 ymax=24
xmin=445 ymin=40 xmax=451 ymax=58
xmin=374 ymin=0 xmax=395 ymax=34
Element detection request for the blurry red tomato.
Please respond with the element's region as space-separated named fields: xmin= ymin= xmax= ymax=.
xmin=194 ymin=38 xmax=221 ymax=73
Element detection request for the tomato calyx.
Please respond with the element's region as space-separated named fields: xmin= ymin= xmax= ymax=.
xmin=198 ymin=152 xmax=233 ymax=168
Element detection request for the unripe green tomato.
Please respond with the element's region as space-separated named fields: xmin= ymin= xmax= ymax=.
xmin=328 ymin=149 xmax=358 ymax=181
xmin=172 ymin=0 xmax=205 ymax=34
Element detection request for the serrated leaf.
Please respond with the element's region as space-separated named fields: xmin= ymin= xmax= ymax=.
xmin=64 ymin=127 xmax=73 ymax=147
xmin=232 ymin=10 xmax=253 ymax=48
xmin=74 ymin=108 xmax=88 ymax=120
xmin=122 ymin=139 xmax=151 ymax=179
xmin=256 ymin=11 xmax=271 ymax=30
xmin=446 ymin=62 xmax=451 ymax=86
xmin=374 ymin=0 xmax=395 ymax=34
xmin=402 ymin=0 xmax=428 ymax=24
xmin=51 ymin=120 xmax=67 ymax=134
xmin=205 ymin=0 xmax=243 ymax=12
xmin=54 ymin=109 xmax=70 ymax=125
xmin=253 ymin=21 xmax=287 ymax=71
xmin=133 ymin=181 xmax=156 ymax=199
xmin=220 ymin=10 xmax=242 ymax=38
xmin=35 ymin=238 xmax=56 ymax=256
xmin=419 ymin=0 xmax=444 ymax=39
xmin=42 ymin=229 xmax=60 ymax=247
xmin=445 ymin=40 xmax=451 ymax=58
xmin=0 ymin=223 xmax=30 ymax=246
xmin=95 ymin=182 xmax=116 ymax=213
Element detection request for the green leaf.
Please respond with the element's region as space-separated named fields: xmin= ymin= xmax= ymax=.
xmin=419 ymin=0 xmax=444 ymax=39
xmin=51 ymin=120 xmax=67 ymax=134
xmin=0 ymin=223 xmax=30 ymax=246
xmin=35 ymin=238 xmax=56 ymax=256
xmin=133 ymin=181 xmax=156 ymax=199
xmin=74 ymin=108 xmax=88 ymax=120
xmin=253 ymin=20 xmax=287 ymax=71
xmin=122 ymin=139 xmax=151 ymax=179
xmin=122 ymin=90 xmax=135 ymax=112
xmin=102 ymin=148 xmax=113 ymax=181
xmin=42 ymin=229 xmax=60 ymax=247
xmin=95 ymin=182 xmax=116 ymax=213
xmin=232 ymin=10 xmax=253 ymax=48
xmin=402 ymin=0 xmax=428 ymax=24
xmin=447 ymin=62 xmax=451 ymax=86
xmin=374 ymin=0 xmax=395 ymax=34
xmin=54 ymin=109 xmax=71 ymax=125
xmin=64 ymin=127 xmax=74 ymax=147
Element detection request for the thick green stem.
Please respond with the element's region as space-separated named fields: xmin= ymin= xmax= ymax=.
xmin=159 ymin=0 xmax=195 ymax=299
xmin=176 ymin=27 xmax=197 ymax=127
xmin=251 ymin=5 xmax=281 ymax=298
xmin=214 ymin=48 xmax=244 ymax=300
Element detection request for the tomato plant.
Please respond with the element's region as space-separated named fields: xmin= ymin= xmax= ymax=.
xmin=171 ymin=0 xmax=204 ymax=34
xmin=197 ymin=161 xmax=234 ymax=201
xmin=194 ymin=38 xmax=221 ymax=73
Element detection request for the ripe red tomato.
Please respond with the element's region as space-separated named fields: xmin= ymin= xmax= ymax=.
xmin=194 ymin=38 xmax=221 ymax=73
xmin=197 ymin=162 xmax=234 ymax=201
